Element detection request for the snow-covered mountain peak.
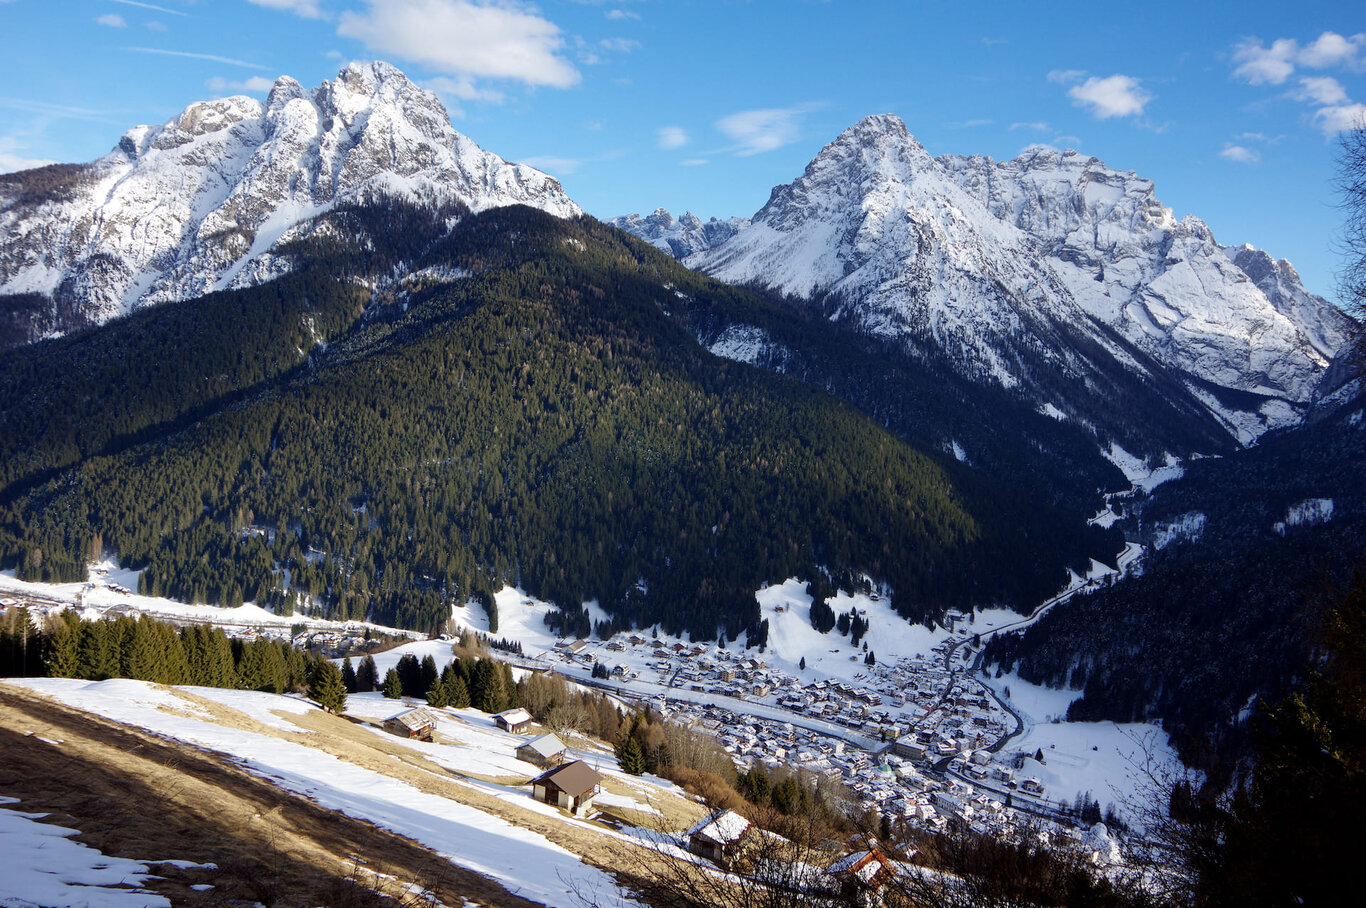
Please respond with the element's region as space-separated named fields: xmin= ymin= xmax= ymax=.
xmin=605 ymin=208 xmax=749 ymax=258
xmin=684 ymin=116 xmax=1355 ymax=444
xmin=0 ymin=61 xmax=581 ymax=338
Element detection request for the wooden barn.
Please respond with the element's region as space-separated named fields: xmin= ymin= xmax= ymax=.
xmin=516 ymin=733 xmax=567 ymax=769
xmin=531 ymin=760 xmax=603 ymax=816
xmin=685 ymin=808 xmax=752 ymax=865
xmin=382 ymin=707 xmax=438 ymax=741
xmin=493 ymin=707 xmax=533 ymax=733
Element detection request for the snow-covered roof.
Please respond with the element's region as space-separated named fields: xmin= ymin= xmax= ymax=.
xmin=686 ymin=808 xmax=751 ymax=845
xmin=518 ymin=733 xmax=566 ymax=758
xmin=495 ymin=708 xmax=532 ymax=726
xmin=388 ymin=707 xmax=438 ymax=730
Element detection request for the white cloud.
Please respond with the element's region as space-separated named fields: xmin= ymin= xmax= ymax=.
xmin=1009 ymin=121 xmax=1049 ymax=132
xmin=247 ymin=0 xmax=327 ymax=19
xmin=424 ymin=75 xmax=505 ymax=103
xmin=337 ymin=0 xmax=579 ymax=88
xmin=206 ymin=75 xmax=276 ymax=93
xmin=1046 ymin=69 xmax=1086 ymax=84
xmin=1313 ymin=103 xmax=1366 ymax=135
xmin=1067 ymin=74 xmax=1152 ymax=119
xmin=0 ymin=138 xmax=57 ymax=173
xmin=1298 ymin=31 xmax=1365 ymax=69
xmin=681 ymin=158 xmax=708 ymax=166
xmin=97 ymin=14 xmax=128 ymax=28
xmin=109 ymin=0 xmax=187 ymax=16
xmin=605 ymin=9 xmax=639 ymax=20
xmin=656 ymin=125 xmax=687 ymax=149
xmin=518 ymin=154 xmax=583 ymax=175
xmin=146 ymin=20 xmax=167 ymax=31
xmin=1233 ymin=32 xmax=1365 ymax=86
xmin=599 ymin=37 xmax=639 ymax=53
xmin=1232 ymin=37 xmax=1299 ymax=84
xmin=126 ymin=47 xmax=269 ymax=69
xmin=1219 ymin=144 xmax=1260 ymax=164
xmin=1295 ymin=75 xmax=1349 ymax=106
xmin=716 ymin=104 xmax=818 ymax=156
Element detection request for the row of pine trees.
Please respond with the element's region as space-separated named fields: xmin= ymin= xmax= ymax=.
xmin=0 ymin=608 xmax=347 ymax=714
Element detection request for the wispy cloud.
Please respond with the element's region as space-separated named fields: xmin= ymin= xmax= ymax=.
xmin=605 ymin=9 xmax=639 ymax=21
xmin=656 ymin=125 xmax=688 ymax=149
xmin=206 ymin=76 xmax=276 ymax=94
xmin=1067 ymin=74 xmax=1152 ymax=119
xmin=1046 ymin=69 xmax=1086 ymax=85
xmin=949 ymin=118 xmax=992 ymax=128
xmin=0 ymin=137 xmax=58 ymax=173
xmin=1009 ymin=121 xmax=1050 ymax=132
xmin=125 ymin=47 xmax=270 ymax=70
xmin=715 ymin=103 xmax=820 ymax=156
xmin=247 ymin=0 xmax=327 ymax=19
xmin=338 ymin=0 xmax=579 ymax=88
xmin=96 ymin=13 xmax=128 ymax=28
xmin=109 ymin=0 xmax=189 ymax=16
xmin=518 ymin=148 xmax=626 ymax=176
xmin=424 ymin=75 xmax=505 ymax=103
xmin=0 ymin=97 xmax=123 ymax=124
xmin=681 ymin=158 xmax=708 ymax=167
xmin=1219 ymin=144 xmax=1260 ymax=164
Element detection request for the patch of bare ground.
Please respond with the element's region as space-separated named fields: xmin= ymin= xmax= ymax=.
xmin=0 ymin=684 xmax=545 ymax=908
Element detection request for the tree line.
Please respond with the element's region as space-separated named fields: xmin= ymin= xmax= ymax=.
xmin=0 ymin=607 xmax=346 ymax=713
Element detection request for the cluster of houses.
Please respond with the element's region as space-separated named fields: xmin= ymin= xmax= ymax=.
xmin=379 ymin=704 xmax=607 ymax=817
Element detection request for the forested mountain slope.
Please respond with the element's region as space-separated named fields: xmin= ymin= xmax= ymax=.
xmin=982 ymin=386 xmax=1366 ymax=768
xmin=0 ymin=207 xmax=1117 ymax=638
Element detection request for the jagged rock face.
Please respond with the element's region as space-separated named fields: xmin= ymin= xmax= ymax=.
xmin=0 ymin=61 xmax=580 ymax=335
xmin=686 ymin=115 xmax=1354 ymax=443
xmin=607 ymin=208 xmax=749 ymax=258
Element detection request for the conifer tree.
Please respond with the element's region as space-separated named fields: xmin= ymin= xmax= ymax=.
xmin=307 ymin=657 xmax=347 ymax=714
xmin=618 ymin=735 xmax=646 ymax=775
xmin=357 ymin=654 xmax=378 ymax=692
xmin=446 ymin=675 xmax=470 ymax=708
xmin=382 ymin=667 xmax=403 ymax=699
xmin=341 ymin=656 xmax=358 ymax=694
xmin=426 ymin=681 xmax=449 ymax=708
xmin=420 ymin=654 xmax=438 ymax=696
xmin=43 ymin=613 xmax=80 ymax=679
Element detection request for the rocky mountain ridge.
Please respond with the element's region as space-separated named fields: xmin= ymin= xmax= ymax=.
xmin=606 ymin=208 xmax=749 ymax=259
xmin=622 ymin=115 xmax=1354 ymax=447
xmin=0 ymin=61 xmax=578 ymax=343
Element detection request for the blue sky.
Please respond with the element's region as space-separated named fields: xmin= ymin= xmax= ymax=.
xmin=1 ymin=1 xmax=1363 ymax=300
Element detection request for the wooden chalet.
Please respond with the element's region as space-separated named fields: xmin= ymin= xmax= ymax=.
xmin=382 ymin=707 xmax=438 ymax=741
xmin=493 ymin=707 xmax=533 ymax=733
xmin=685 ymin=808 xmax=752 ymax=865
xmin=516 ymin=733 xmax=567 ymax=769
xmin=824 ymin=848 xmax=900 ymax=903
xmin=531 ymin=760 xmax=603 ymax=816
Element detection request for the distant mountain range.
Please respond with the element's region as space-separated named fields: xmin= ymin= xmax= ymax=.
xmin=615 ymin=115 xmax=1354 ymax=454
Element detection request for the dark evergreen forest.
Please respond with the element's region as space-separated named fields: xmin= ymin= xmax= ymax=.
xmin=0 ymin=205 xmax=1119 ymax=640
xmin=981 ymin=395 xmax=1366 ymax=771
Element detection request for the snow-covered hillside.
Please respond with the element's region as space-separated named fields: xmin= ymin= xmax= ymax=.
xmin=0 ymin=61 xmax=579 ymax=335
xmin=635 ymin=115 xmax=1353 ymax=444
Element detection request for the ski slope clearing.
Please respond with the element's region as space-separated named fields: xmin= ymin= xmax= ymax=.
xmin=5 ymin=678 xmax=642 ymax=907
